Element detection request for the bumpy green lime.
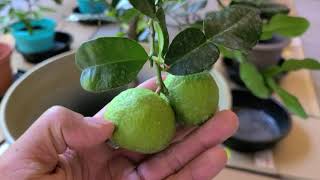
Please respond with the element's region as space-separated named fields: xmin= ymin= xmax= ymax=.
xmin=165 ymin=71 xmax=219 ymax=125
xmin=104 ymin=88 xmax=176 ymax=154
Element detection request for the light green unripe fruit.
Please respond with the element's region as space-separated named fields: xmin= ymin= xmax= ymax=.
xmin=164 ymin=71 xmax=219 ymax=125
xmin=104 ymin=88 xmax=176 ymax=154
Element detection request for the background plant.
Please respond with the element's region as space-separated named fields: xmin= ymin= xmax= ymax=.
xmin=228 ymin=0 xmax=310 ymax=40
xmin=218 ymin=0 xmax=320 ymax=118
xmin=0 ymin=0 xmax=62 ymax=34
xmin=103 ymin=0 xmax=149 ymax=41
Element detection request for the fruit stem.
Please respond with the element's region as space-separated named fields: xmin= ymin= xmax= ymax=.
xmin=150 ymin=19 xmax=168 ymax=95
xmin=156 ymin=63 xmax=168 ymax=95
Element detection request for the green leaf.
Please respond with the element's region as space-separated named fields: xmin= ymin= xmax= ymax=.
xmin=156 ymin=7 xmax=169 ymax=54
xmin=76 ymin=37 xmax=148 ymax=92
xmin=263 ymin=58 xmax=320 ymax=77
xmin=262 ymin=65 xmax=282 ymax=77
xmin=165 ymin=28 xmax=219 ymax=75
xmin=129 ymin=0 xmax=156 ymax=17
xmin=266 ymin=78 xmax=307 ymax=118
xmin=261 ymin=14 xmax=310 ymax=40
xmin=204 ymin=5 xmax=262 ymax=52
xmin=153 ymin=21 xmax=164 ymax=56
xmin=240 ymin=61 xmax=270 ymax=98
xmin=282 ymin=58 xmax=320 ymax=71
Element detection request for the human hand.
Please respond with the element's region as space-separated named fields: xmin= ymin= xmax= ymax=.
xmin=0 ymin=78 xmax=238 ymax=180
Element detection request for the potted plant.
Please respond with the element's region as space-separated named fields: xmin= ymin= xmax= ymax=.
xmin=213 ymin=0 xmax=320 ymax=118
xmin=0 ymin=42 xmax=12 ymax=98
xmin=74 ymin=0 xmax=262 ymax=153
xmin=77 ymin=0 xmax=108 ymax=14
xmin=104 ymin=0 xmax=150 ymax=41
xmin=224 ymin=0 xmax=310 ymax=69
xmin=0 ymin=0 xmax=62 ymax=55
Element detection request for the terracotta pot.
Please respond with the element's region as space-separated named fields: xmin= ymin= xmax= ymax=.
xmin=0 ymin=43 xmax=12 ymax=97
xmin=248 ymin=36 xmax=290 ymax=70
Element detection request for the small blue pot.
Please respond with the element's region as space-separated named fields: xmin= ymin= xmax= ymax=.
xmin=77 ymin=0 xmax=107 ymax=14
xmin=10 ymin=18 xmax=56 ymax=54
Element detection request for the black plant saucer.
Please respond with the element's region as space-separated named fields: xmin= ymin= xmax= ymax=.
xmin=224 ymin=90 xmax=292 ymax=152
xmin=72 ymin=7 xmax=115 ymax=25
xmin=17 ymin=32 xmax=73 ymax=64
xmin=223 ymin=57 xmax=286 ymax=87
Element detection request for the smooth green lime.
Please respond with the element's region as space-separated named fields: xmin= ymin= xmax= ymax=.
xmin=104 ymin=88 xmax=176 ymax=154
xmin=165 ymin=71 xmax=219 ymax=125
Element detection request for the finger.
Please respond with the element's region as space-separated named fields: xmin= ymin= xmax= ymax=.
xmin=137 ymin=76 xmax=158 ymax=91
xmin=137 ymin=110 xmax=238 ymax=180
xmin=108 ymin=156 xmax=140 ymax=180
xmin=14 ymin=106 xmax=114 ymax=156
xmin=166 ymin=147 xmax=227 ymax=180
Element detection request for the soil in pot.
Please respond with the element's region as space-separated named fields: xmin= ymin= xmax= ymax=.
xmin=0 ymin=43 xmax=12 ymax=97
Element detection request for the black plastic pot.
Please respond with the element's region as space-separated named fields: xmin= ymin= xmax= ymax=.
xmin=224 ymin=90 xmax=292 ymax=152
xmin=17 ymin=32 xmax=73 ymax=64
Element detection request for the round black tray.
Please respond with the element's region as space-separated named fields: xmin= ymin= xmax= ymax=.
xmin=73 ymin=7 xmax=114 ymax=25
xmin=17 ymin=32 xmax=73 ymax=64
xmin=224 ymin=90 xmax=292 ymax=152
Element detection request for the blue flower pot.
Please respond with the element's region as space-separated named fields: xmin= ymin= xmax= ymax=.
xmin=10 ymin=18 xmax=56 ymax=54
xmin=77 ymin=0 xmax=107 ymax=14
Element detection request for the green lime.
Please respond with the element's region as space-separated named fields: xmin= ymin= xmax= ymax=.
xmin=165 ymin=71 xmax=219 ymax=125
xmin=104 ymin=88 xmax=176 ymax=154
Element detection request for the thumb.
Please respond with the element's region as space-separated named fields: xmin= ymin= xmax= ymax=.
xmin=15 ymin=106 xmax=114 ymax=155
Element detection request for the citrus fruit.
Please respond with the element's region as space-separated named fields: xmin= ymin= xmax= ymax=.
xmin=164 ymin=71 xmax=219 ymax=125
xmin=104 ymin=88 xmax=176 ymax=154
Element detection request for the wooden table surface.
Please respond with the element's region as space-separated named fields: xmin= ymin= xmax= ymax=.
xmin=1 ymin=0 xmax=320 ymax=179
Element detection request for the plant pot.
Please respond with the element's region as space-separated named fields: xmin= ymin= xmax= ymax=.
xmin=17 ymin=32 xmax=73 ymax=64
xmin=0 ymin=52 xmax=134 ymax=143
xmin=248 ymin=35 xmax=290 ymax=70
xmin=10 ymin=18 xmax=56 ymax=54
xmin=0 ymin=43 xmax=12 ymax=97
xmin=77 ymin=0 xmax=107 ymax=14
